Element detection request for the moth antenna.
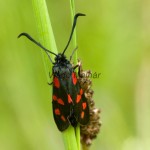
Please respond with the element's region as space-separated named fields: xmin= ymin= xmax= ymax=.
xmin=62 ymin=13 xmax=86 ymax=55
xmin=18 ymin=32 xmax=57 ymax=63
xmin=70 ymin=46 xmax=78 ymax=61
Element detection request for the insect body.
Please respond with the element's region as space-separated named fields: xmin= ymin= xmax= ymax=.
xmin=18 ymin=13 xmax=89 ymax=131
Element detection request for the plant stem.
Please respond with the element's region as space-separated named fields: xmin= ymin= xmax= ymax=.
xmin=31 ymin=0 xmax=79 ymax=150
xmin=69 ymin=0 xmax=81 ymax=150
xmin=32 ymin=0 xmax=57 ymax=82
xmin=69 ymin=0 xmax=78 ymax=64
xmin=62 ymin=1 xmax=80 ymax=149
xmin=62 ymin=126 xmax=78 ymax=150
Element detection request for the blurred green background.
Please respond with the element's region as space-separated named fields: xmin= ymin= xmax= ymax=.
xmin=0 ymin=0 xmax=150 ymax=150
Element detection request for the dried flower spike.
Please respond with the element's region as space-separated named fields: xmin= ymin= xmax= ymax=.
xmin=77 ymin=60 xmax=102 ymax=146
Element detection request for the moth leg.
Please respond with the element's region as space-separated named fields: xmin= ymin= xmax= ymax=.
xmin=47 ymin=82 xmax=53 ymax=85
xmin=73 ymin=64 xmax=79 ymax=70
xmin=77 ymin=60 xmax=82 ymax=77
xmin=47 ymin=72 xmax=53 ymax=85
xmin=70 ymin=46 xmax=78 ymax=61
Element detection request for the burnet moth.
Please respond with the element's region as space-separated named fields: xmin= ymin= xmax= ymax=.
xmin=18 ymin=13 xmax=89 ymax=131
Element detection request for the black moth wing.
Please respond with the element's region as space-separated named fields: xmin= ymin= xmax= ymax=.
xmin=74 ymin=87 xmax=90 ymax=125
xmin=52 ymin=65 xmax=75 ymax=131
xmin=69 ymin=71 xmax=90 ymax=126
xmin=52 ymin=63 xmax=89 ymax=131
xmin=52 ymin=84 xmax=69 ymax=131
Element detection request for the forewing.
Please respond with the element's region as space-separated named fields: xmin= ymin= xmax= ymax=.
xmin=52 ymin=76 xmax=73 ymax=131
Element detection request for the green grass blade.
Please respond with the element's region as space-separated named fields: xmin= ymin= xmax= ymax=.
xmin=62 ymin=126 xmax=78 ymax=150
xmin=69 ymin=0 xmax=78 ymax=64
xmin=32 ymin=0 xmax=57 ymax=82
xmin=32 ymin=0 xmax=79 ymax=150
xmin=69 ymin=0 xmax=81 ymax=150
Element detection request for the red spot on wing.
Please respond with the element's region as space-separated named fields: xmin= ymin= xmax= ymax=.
xmin=81 ymin=111 xmax=85 ymax=119
xmin=72 ymin=72 xmax=77 ymax=85
xmin=76 ymin=89 xmax=84 ymax=103
xmin=53 ymin=95 xmax=57 ymax=101
xmin=55 ymin=108 xmax=60 ymax=115
xmin=82 ymin=102 xmax=87 ymax=110
xmin=61 ymin=115 xmax=66 ymax=122
xmin=80 ymin=89 xmax=83 ymax=95
xmin=76 ymin=94 xmax=81 ymax=103
xmin=68 ymin=94 xmax=73 ymax=103
xmin=53 ymin=95 xmax=64 ymax=105
xmin=53 ymin=77 xmax=60 ymax=88
xmin=57 ymin=98 xmax=65 ymax=105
